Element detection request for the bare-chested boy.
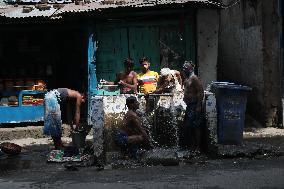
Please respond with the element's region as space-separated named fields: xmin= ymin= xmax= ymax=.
xmin=105 ymin=58 xmax=137 ymax=94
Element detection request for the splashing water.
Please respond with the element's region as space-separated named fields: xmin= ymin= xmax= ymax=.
xmin=136 ymin=109 xmax=158 ymax=148
xmin=90 ymin=94 xmax=195 ymax=166
xmin=137 ymin=95 xmax=181 ymax=149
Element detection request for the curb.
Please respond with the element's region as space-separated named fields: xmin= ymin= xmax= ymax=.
xmin=0 ymin=124 xmax=72 ymax=141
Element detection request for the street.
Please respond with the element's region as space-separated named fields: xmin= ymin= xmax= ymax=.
xmin=1 ymin=1 xmax=284 ymax=189
xmin=1 ymin=145 xmax=284 ymax=189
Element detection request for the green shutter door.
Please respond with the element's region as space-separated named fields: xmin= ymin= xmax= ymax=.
xmin=95 ymin=27 xmax=128 ymax=81
xmin=128 ymin=26 xmax=160 ymax=73
xmin=93 ymin=18 xmax=195 ymax=83
xmin=185 ymin=21 xmax=196 ymax=65
xmin=159 ymin=21 xmax=195 ymax=71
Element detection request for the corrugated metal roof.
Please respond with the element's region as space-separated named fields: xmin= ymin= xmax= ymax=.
xmin=56 ymin=0 xmax=222 ymax=15
xmin=1 ymin=6 xmax=57 ymax=18
xmin=0 ymin=0 xmax=222 ymax=19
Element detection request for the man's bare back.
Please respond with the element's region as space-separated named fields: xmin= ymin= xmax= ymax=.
xmin=122 ymin=110 xmax=142 ymax=135
xmin=121 ymin=109 xmax=149 ymax=145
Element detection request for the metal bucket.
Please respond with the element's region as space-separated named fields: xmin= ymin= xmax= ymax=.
xmin=72 ymin=130 xmax=87 ymax=149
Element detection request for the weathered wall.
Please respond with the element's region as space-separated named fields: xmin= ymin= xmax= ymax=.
xmin=219 ymin=0 xmax=282 ymax=127
xmin=89 ymin=93 xmax=217 ymax=157
xmin=90 ymin=94 xmax=185 ymax=154
xmin=262 ymin=0 xmax=282 ymax=127
xmin=219 ymin=0 xmax=264 ymax=123
xmin=197 ymin=8 xmax=219 ymax=88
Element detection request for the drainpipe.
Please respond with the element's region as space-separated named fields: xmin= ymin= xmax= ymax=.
xmin=278 ymin=0 xmax=284 ymax=128
xmin=262 ymin=0 xmax=282 ymax=127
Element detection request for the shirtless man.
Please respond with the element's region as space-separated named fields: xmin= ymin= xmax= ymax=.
xmin=44 ymin=88 xmax=85 ymax=149
xmin=105 ymin=58 xmax=138 ymax=94
xmin=114 ymin=96 xmax=149 ymax=158
xmin=182 ymin=61 xmax=204 ymax=152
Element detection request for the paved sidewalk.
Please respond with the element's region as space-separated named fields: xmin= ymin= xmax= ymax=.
xmin=217 ymin=127 xmax=284 ymax=158
xmin=1 ymin=122 xmax=284 ymax=160
xmin=0 ymin=124 xmax=72 ymax=141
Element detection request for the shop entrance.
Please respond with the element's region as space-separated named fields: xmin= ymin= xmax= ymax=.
xmin=0 ymin=26 xmax=88 ymax=124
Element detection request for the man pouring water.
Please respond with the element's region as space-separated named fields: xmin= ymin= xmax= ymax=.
xmin=43 ymin=88 xmax=85 ymax=149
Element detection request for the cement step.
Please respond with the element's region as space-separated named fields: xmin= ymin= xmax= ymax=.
xmin=0 ymin=124 xmax=73 ymax=141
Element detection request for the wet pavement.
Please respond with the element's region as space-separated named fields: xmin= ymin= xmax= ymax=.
xmin=1 ymin=126 xmax=284 ymax=189
xmin=217 ymin=136 xmax=284 ymax=158
xmin=1 ymin=142 xmax=284 ymax=189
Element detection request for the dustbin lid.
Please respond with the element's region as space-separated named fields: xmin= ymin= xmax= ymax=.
xmin=211 ymin=82 xmax=252 ymax=92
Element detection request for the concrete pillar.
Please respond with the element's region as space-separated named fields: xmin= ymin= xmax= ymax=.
xmin=197 ymin=8 xmax=219 ymax=88
xmin=262 ymin=0 xmax=282 ymax=127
